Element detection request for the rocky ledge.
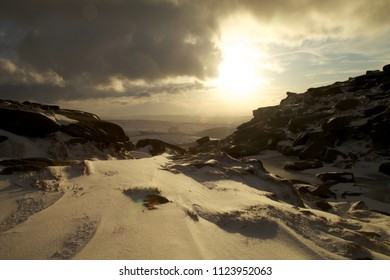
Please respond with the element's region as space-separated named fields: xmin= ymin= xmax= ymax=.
xmin=192 ymin=64 xmax=390 ymax=176
xmin=0 ymin=100 xmax=134 ymax=164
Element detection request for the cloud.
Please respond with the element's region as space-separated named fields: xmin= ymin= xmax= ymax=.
xmin=0 ymin=0 xmax=389 ymax=107
xmin=0 ymin=0 xmax=220 ymax=82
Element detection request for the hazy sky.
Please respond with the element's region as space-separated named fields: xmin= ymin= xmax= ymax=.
xmin=1 ymin=0 xmax=390 ymax=118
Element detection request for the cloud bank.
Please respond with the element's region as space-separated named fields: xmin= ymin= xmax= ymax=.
xmin=0 ymin=0 xmax=389 ymax=115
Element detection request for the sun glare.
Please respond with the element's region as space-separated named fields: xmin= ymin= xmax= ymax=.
xmin=217 ymin=43 xmax=267 ymax=99
xmin=214 ymin=13 xmax=269 ymax=103
xmin=215 ymin=42 xmax=269 ymax=104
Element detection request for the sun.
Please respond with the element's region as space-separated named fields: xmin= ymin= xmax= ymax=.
xmin=213 ymin=12 xmax=270 ymax=102
xmin=216 ymin=43 xmax=267 ymax=100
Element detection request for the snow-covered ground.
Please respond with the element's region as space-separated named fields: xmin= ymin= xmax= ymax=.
xmin=0 ymin=151 xmax=389 ymax=259
xmin=0 ymin=116 xmax=390 ymax=260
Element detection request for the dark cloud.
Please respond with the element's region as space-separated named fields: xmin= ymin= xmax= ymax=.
xmin=0 ymin=0 xmax=389 ymax=104
xmin=0 ymin=0 xmax=221 ymax=95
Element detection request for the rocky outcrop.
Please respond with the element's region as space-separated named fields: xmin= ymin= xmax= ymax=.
xmin=0 ymin=100 xmax=129 ymax=143
xmin=0 ymin=101 xmax=61 ymax=137
xmin=217 ymin=64 xmax=390 ymax=160
xmin=0 ymin=99 xmax=133 ymax=161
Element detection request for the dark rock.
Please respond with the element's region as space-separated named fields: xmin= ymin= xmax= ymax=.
xmin=56 ymin=109 xmax=100 ymax=122
xmin=307 ymin=83 xmax=345 ymax=97
xmin=136 ymin=139 xmax=186 ymax=156
xmin=279 ymin=92 xmax=303 ymax=105
xmin=298 ymin=141 xmax=328 ymax=160
xmin=196 ymin=136 xmax=210 ymax=145
xmin=379 ymin=162 xmax=390 ymax=176
xmin=316 ymin=172 xmax=355 ymax=183
xmin=231 ymin=126 xmax=286 ymax=153
xmin=189 ymin=139 xmax=221 ymax=154
xmin=0 ymin=157 xmax=63 ymax=167
xmin=222 ymin=144 xmax=259 ymax=158
xmin=58 ymin=108 xmax=128 ymax=142
xmin=62 ymin=120 xmax=129 ymax=143
xmin=0 ymin=107 xmax=61 ymax=137
xmin=245 ymin=158 xmax=267 ymax=173
xmin=366 ymin=70 xmax=381 ymax=75
xmin=0 ymin=165 xmax=43 ymax=174
xmin=0 ymin=135 xmax=8 ymax=143
xmin=284 ymin=160 xmax=323 ymax=171
xmin=288 ymin=112 xmax=332 ymax=133
xmin=41 ymin=104 xmax=60 ymax=110
xmin=351 ymin=71 xmax=385 ymax=89
xmin=287 ymin=117 xmax=307 ymax=133
xmin=383 ymin=64 xmax=390 ymax=72
xmin=324 ymin=149 xmax=347 ymax=163
xmin=252 ymin=105 xmax=279 ymax=120
xmin=349 ymin=201 xmax=368 ymax=211
xmin=364 ymin=105 xmax=387 ymax=117
xmin=122 ymin=141 xmax=135 ymax=151
xmin=311 ymin=183 xmax=337 ymax=199
xmin=334 ymin=99 xmax=360 ymax=110
xmin=0 ymin=157 xmax=70 ymax=175
xmin=277 ymin=144 xmax=300 ymax=156
xmin=380 ymin=75 xmax=390 ymax=91
xmin=143 ymin=194 xmax=170 ymax=210
xmin=316 ymin=200 xmax=332 ymax=211
xmin=322 ymin=116 xmax=357 ymax=133
xmin=293 ymin=131 xmax=309 ymax=147
xmin=371 ymin=120 xmax=390 ymax=145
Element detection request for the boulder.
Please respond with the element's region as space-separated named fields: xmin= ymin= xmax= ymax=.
xmin=371 ymin=120 xmax=390 ymax=145
xmin=298 ymin=141 xmax=328 ymax=160
xmin=0 ymin=157 xmax=69 ymax=175
xmin=349 ymin=201 xmax=369 ymax=211
xmin=0 ymin=107 xmax=61 ymax=137
xmin=292 ymin=131 xmax=309 ymax=147
xmin=334 ymin=99 xmax=360 ymax=110
xmin=316 ymin=200 xmax=332 ymax=211
xmin=311 ymin=184 xmax=336 ymax=199
xmin=288 ymin=112 xmax=331 ymax=133
xmin=279 ymin=92 xmax=303 ymax=105
xmin=307 ymin=83 xmax=344 ymax=97
xmin=222 ymin=144 xmax=259 ymax=158
xmin=136 ymin=139 xmax=186 ymax=156
xmin=277 ymin=144 xmax=300 ymax=156
xmin=324 ymin=149 xmax=347 ymax=163
xmin=322 ymin=116 xmax=357 ymax=133
xmin=252 ymin=105 xmax=279 ymax=120
xmin=196 ymin=136 xmax=210 ymax=145
xmin=383 ymin=64 xmax=390 ymax=72
xmin=62 ymin=120 xmax=129 ymax=143
xmin=143 ymin=194 xmax=170 ymax=210
xmin=231 ymin=126 xmax=286 ymax=152
xmin=379 ymin=162 xmax=390 ymax=176
xmin=316 ymin=172 xmax=355 ymax=183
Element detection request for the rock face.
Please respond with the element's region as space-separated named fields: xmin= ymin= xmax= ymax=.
xmin=0 ymin=100 xmax=128 ymax=143
xmin=217 ymin=64 xmax=390 ymax=160
xmin=0 ymin=102 xmax=61 ymax=137
xmin=0 ymin=99 xmax=132 ymax=160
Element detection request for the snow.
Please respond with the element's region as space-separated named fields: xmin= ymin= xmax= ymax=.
xmin=1 ymin=153 xmax=389 ymax=260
